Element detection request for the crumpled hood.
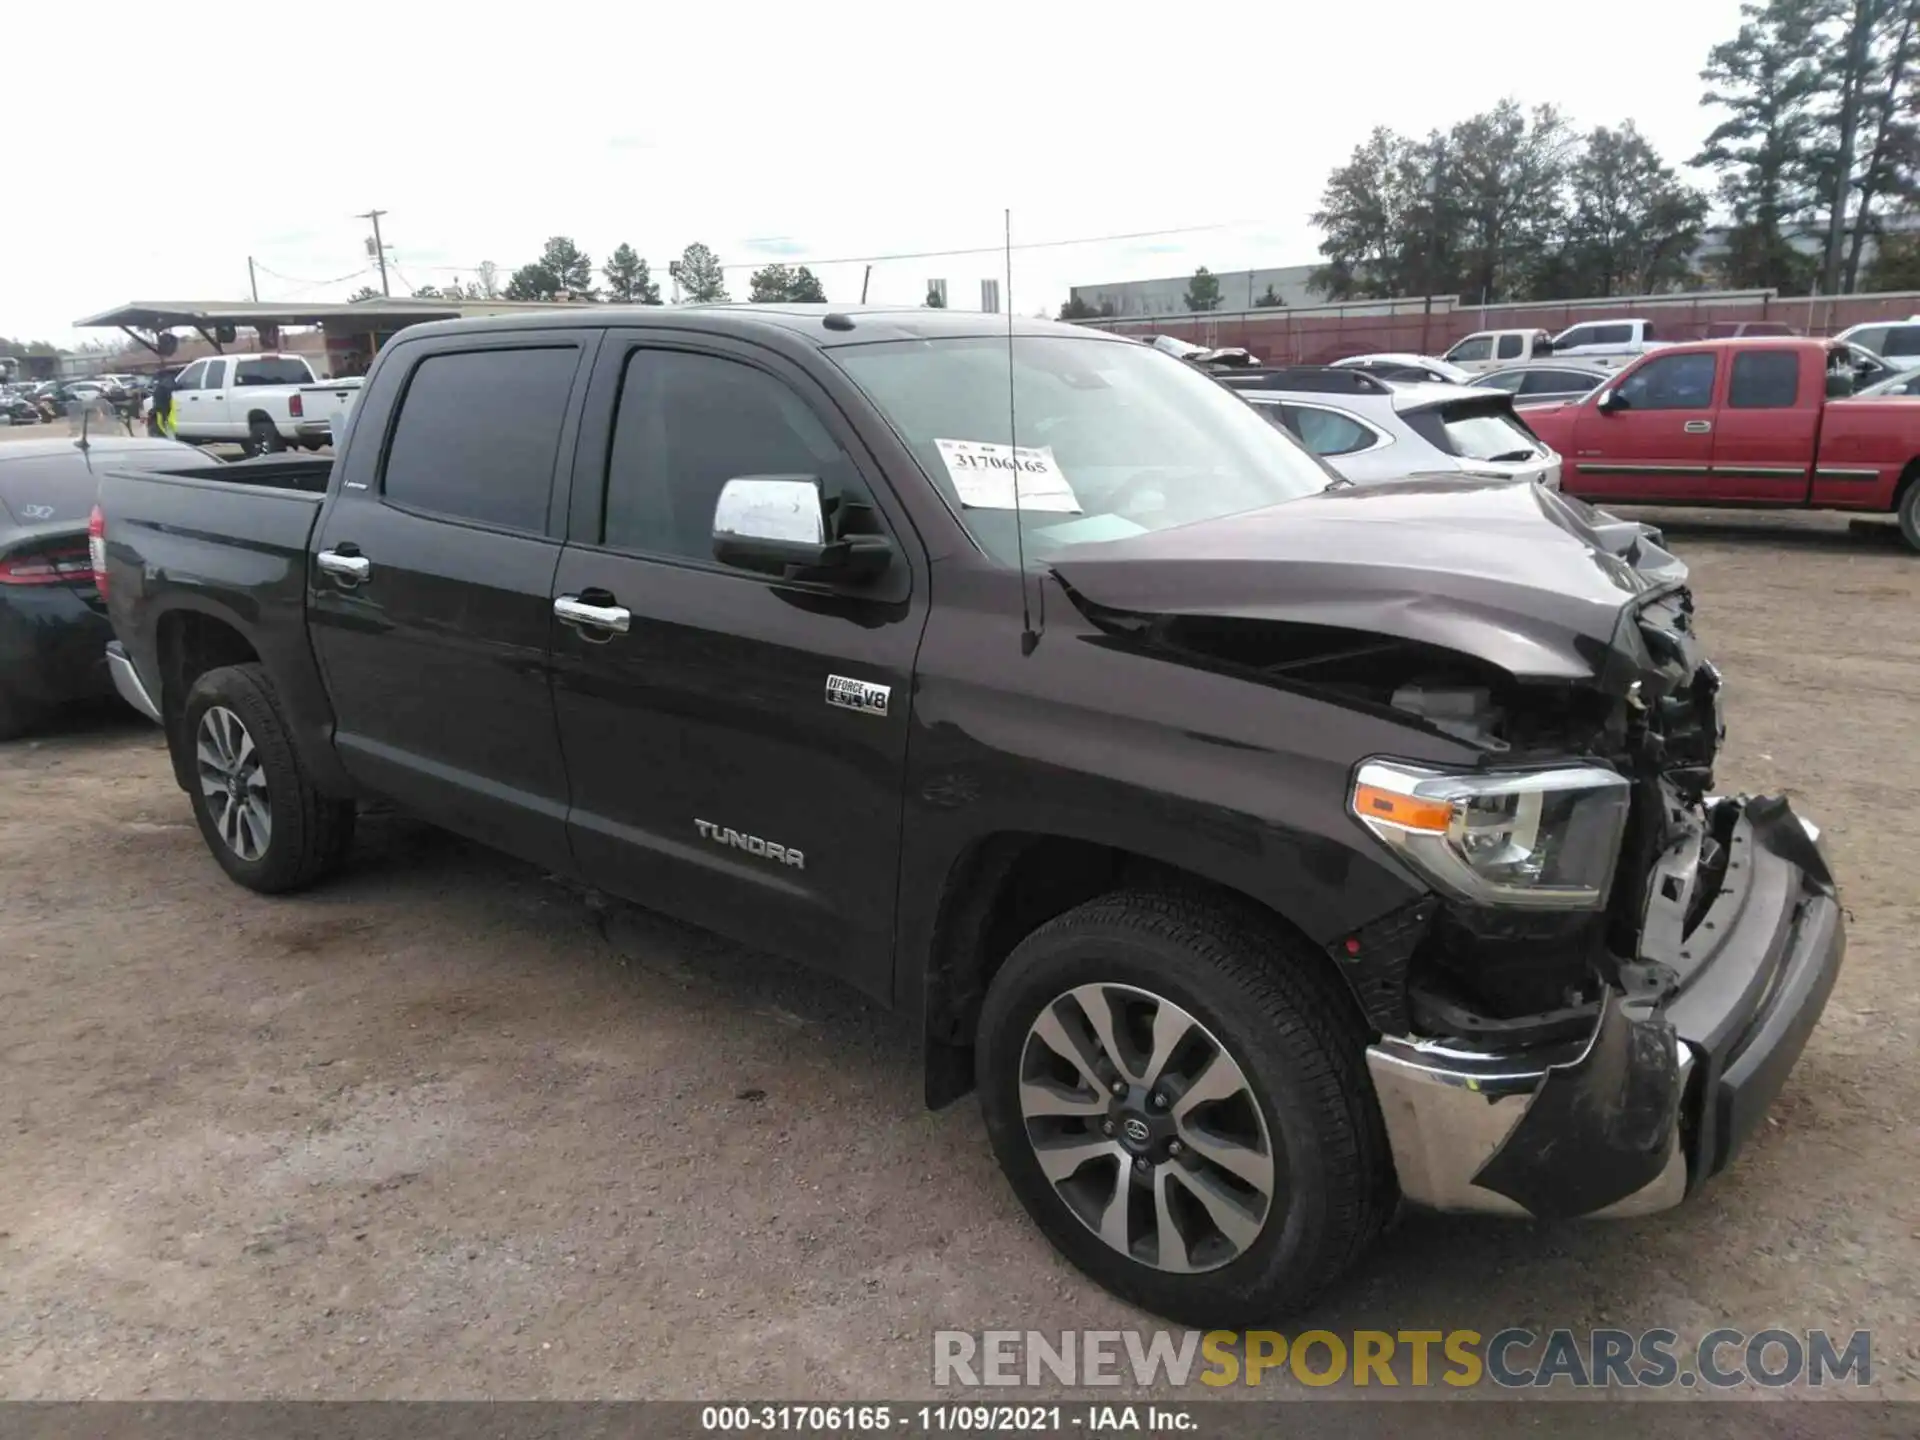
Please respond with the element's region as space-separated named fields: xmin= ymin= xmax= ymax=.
xmin=1050 ymin=479 xmax=1685 ymax=682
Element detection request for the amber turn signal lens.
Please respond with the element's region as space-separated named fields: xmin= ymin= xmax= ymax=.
xmin=1351 ymin=783 xmax=1454 ymax=833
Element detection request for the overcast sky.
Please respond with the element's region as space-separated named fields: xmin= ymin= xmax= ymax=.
xmin=6 ymin=0 xmax=1751 ymax=345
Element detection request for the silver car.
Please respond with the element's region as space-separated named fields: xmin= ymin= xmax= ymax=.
xmin=1219 ymin=368 xmax=1562 ymax=489
xmin=1854 ymin=365 xmax=1920 ymax=398
xmin=1467 ymin=361 xmax=1611 ymax=408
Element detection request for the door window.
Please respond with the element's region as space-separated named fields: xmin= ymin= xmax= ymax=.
xmin=1476 ymin=372 xmax=1526 ymax=393
xmin=1883 ymin=325 xmax=1920 ymax=358
xmin=602 ymin=349 xmax=863 ymax=561
xmin=1520 ymin=370 xmax=1591 ymax=396
xmin=205 ymin=360 xmax=228 ymax=389
xmin=1727 ymin=351 xmax=1800 ymax=409
xmin=1593 ymin=324 xmax=1634 ymax=345
xmin=1615 ymin=353 xmax=1717 ymax=410
xmin=1277 ymin=404 xmax=1378 ymax=456
xmin=1496 ymin=333 xmax=1524 ymax=359
xmin=173 ymin=361 xmax=207 ymax=390
xmin=1447 ymin=336 xmax=1493 ymax=362
xmin=1556 ymin=326 xmax=1596 ymax=349
xmin=381 ymin=346 xmax=579 ymax=533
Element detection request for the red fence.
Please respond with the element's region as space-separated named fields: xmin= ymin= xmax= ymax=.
xmin=1082 ymin=289 xmax=1920 ymax=364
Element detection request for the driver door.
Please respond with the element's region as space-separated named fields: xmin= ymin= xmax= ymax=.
xmin=548 ymin=334 xmax=929 ymax=999
xmin=1567 ymin=350 xmax=1719 ymax=502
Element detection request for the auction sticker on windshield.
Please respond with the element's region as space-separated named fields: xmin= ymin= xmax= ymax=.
xmin=934 ymin=439 xmax=1081 ymax=513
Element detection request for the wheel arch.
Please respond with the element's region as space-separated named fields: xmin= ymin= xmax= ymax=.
xmin=154 ymin=606 xmax=262 ymax=791
xmin=917 ymin=830 xmax=1368 ymax=1109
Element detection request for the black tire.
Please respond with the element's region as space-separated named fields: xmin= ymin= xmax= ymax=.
xmin=1898 ymin=477 xmax=1920 ymax=554
xmin=245 ymin=418 xmax=285 ymax=457
xmin=180 ymin=663 xmax=355 ymax=893
xmin=976 ymin=890 xmax=1393 ymax=1326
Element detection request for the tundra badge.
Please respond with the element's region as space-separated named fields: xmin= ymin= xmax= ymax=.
xmin=826 ymin=674 xmax=890 ymax=717
xmin=694 ymin=820 xmax=804 ymax=870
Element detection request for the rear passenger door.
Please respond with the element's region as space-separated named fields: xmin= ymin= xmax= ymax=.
xmin=307 ymin=329 xmax=597 ymax=874
xmin=548 ymin=333 xmax=928 ymax=1000
xmin=1708 ymin=349 xmax=1814 ymax=502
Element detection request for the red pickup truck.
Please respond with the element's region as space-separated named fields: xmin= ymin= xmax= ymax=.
xmin=1524 ymin=337 xmax=1920 ymax=552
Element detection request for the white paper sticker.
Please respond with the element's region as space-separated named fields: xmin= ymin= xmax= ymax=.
xmin=934 ymin=439 xmax=1081 ymax=513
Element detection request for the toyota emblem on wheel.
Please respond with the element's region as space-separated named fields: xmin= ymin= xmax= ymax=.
xmin=1121 ymin=1117 xmax=1151 ymax=1145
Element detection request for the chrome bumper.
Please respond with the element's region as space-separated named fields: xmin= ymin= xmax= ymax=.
xmin=106 ymin=641 xmax=161 ymax=723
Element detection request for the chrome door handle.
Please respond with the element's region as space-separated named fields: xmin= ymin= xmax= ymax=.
xmin=316 ymin=550 xmax=371 ymax=582
xmin=554 ymin=595 xmax=631 ymax=634
xmin=1683 ymin=420 xmax=1713 ymax=433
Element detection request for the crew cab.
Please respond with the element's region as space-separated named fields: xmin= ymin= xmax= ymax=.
xmin=1440 ymin=328 xmax=1554 ymax=373
xmin=93 ymin=307 xmax=1843 ymax=1325
xmin=1549 ymin=317 xmax=1665 ymax=368
xmin=164 ymin=353 xmax=335 ymax=455
xmin=1524 ymin=336 xmax=1920 ymax=550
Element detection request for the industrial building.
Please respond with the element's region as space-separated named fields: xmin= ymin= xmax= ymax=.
xmin=1068 ymin=264 xmax=1319 ymax=318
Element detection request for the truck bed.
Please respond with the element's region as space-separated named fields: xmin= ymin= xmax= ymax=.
xmin=139 ymin=455 xmax=334 ymax=493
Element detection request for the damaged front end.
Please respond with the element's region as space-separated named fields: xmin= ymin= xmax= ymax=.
xmin=1052 ymin=489 xmax=1845 ymax=1220
xmin=1350 ymin=587 xmax=1845 ymax=1219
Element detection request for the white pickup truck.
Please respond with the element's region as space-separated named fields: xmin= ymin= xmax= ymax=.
xmin=1546 ymin=318 xmax=1668 ymax=369
xmin=164 ymin=354 xmax=362 ymax=454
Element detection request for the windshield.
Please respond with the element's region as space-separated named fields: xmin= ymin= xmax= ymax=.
xmin=830 ymin=336 xmax=1335 ymax=565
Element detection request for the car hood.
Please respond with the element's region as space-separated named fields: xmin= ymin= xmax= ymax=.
xmin=1049 ymin=479 xmax=1685 ymax=683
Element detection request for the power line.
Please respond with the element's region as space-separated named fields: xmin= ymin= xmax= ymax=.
xmin=357 ymin=219 xmax=1257 ymax=279
xmin=252 ymin=261 xmax=377 ymax=287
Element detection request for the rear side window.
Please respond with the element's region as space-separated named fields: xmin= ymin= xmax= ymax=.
xmin=1884 ymin=325 xmax=1920 ymax=358
xmin=1496 ymin=333 xmax=1524 ymax=359
xmin=1728 ymin=351 xmax=1801 ymax=408
xmin=1278 ymin=404 xmax=1377 ymax=457
xmin=1406 ymin=403 xmax=1541 ymax=461
xmin=382 ymin=347 xmax=578 ymax=532
xmin=1476 ymin=372 xmax=1526 ymax=393
xmin=1594 ymin=324 xmax=1634 ymax=345
xmin=1616 ymin=352 xmax=1717 ymax=410
xmin=1448 ymin=336 xmax=1493 ymax=362
xmin=235 ymin=357 xmax=312 ymax=386
xmin=1850 ymin=327 xmax=1889 ymax=354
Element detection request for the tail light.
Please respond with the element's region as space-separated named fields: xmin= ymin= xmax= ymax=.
xmin=0 ymin=540 xmax=94 ymax=586
xmin=289 ymin=394 xmax=304 ymax=418
xmin=89 ymin=503 xmax=108 ymax=597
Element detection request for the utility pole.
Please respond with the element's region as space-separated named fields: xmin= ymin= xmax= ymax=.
xmin=356 ymin=209 xmax=391 ymax=296
xmin=247 ymin=256 xmax=259 ymax=302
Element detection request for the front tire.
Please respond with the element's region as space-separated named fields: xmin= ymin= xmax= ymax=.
xmin=1897 ymin=477 xmax=1920 ymax=554
xmin=976 ymin=891 xmax=1393 ymax=1326
xmin=181 ymin=663 xmax=354 ymax=892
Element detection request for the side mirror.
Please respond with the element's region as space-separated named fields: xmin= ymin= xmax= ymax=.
xmin=712 ymin=475 xmax=891 ymax=583
xmin=1596 ymin=389 xmax=1627 ymax=414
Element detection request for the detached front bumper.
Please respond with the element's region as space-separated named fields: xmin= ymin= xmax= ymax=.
xmin=1366 ymin=795 xmax=1843 ymax=1220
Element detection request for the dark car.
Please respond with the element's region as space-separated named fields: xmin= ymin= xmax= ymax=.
xmin=2 ymin=390 xmax=41 ymax=425
xmin=0 ymin=436 xmax=207 ymax=737
xmin=94 ymin=308 xmax=1843 ymax=1324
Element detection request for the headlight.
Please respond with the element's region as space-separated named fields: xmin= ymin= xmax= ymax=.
xmin=1350 ymin=760 xmax=1631 ymax=909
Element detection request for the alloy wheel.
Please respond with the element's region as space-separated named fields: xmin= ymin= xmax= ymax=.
xmin=1018 ymin=982 xmax=1277 ymax=1273
xmin=196 ymin=705 xmax=271 ymax=861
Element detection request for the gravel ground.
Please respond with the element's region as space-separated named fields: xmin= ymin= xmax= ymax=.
xmin=0 ymin=507 xmax=1915 ymax=1402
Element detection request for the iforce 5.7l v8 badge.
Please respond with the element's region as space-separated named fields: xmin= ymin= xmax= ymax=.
xmin=826 ymin=674 xmax=890 ymax=717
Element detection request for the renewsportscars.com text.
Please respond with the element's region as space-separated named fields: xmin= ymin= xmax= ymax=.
xmin=933 ymin=1328 xmax=1872 ymax=1390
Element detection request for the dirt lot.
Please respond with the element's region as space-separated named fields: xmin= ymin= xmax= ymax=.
xmin=1 ymin=507 xmax=1916 ymax=1402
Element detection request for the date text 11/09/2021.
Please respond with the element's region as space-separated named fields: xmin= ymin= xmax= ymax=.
xmin=701 ymin=1406 xmax=1191 ymax=1433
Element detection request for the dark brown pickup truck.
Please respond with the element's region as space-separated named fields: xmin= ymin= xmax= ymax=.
xmin=90 ymin=306 xmax=1842 ymax=1325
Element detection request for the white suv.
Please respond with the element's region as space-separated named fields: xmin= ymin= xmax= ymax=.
xmin=1217 ymin=367 xmax=1561 ymax=490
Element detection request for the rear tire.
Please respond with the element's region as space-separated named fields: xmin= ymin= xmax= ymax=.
xmin=180 ymin=663 xmax=354 ymax=893
xmin=245 ymin=418 xmax=285 ymax=458
xmin=976 ymin=890 xmax=1393 ymax=1326
xmin=1897 ymin=476 xmax=1920 ymax=554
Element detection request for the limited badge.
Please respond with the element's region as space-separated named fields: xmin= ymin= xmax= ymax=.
xmin=826 ymin=674 xmax=890 ymax=717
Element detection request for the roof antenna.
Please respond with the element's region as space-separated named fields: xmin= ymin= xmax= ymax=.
xmin=1006 ymin=207 xmax=1041 ymax=657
